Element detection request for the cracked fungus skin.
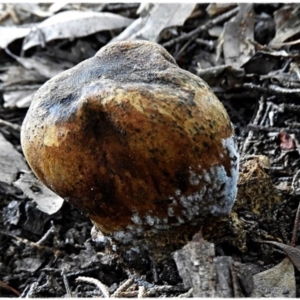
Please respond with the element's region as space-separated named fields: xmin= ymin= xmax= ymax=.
xmin=21 ymin=40 xmax=239 ymax=242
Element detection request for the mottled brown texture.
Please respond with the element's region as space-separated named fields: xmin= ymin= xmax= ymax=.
xmin=21 ymin=40 xmax=238 ymax=239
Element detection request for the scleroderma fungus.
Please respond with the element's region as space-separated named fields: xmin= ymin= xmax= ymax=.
xmin=21 ymin=40 xmax=239 ymax=255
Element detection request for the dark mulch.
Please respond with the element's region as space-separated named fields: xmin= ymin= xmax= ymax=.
xmin=1 ymin=3 xmax=300 ymax=297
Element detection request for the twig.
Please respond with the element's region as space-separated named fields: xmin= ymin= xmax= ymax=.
xmin=115 ymin=291 xmax=138 ymax=297
xmin=104 ymin=3 xmax=139 ymax=11
xmin=0 ymin=11 xmax=10 ymax=23
xmin=290 ymin=62 xmax=300 ymax=82
xmin=244 ymin=83 xmax=300 ymax=95
xmin=292 ymin=170 xmax=300 ymax=195
xmin=178 ymin=287 xmax=193 ymax=298
xmin=162 ymin=6 xmax=239 ymax=48
xmin=25 ymin=282 xmax=38 ymax=298
xmin=0 ymin=280 xmax=20 ymax=297
xmin=29 ymin=272 xmax=46 ymax=296
xmin=284 ymin=121 xmax=300 ymax=128
xmin=278 ymin=103 xmax=300 ymax=112
xmin=269 ymin=84 xmax=300 ymax=94
xmin=290 ymin=201 xmax=300 ymax=247
xmin=133 ymin=278 xmax=154 ymax=289
xmin=64 ymin=266 xmax=102 ymax=278
xmin=248 ymin=124 xmax=300 ymax=134
xmin=271 ymin=152 xmax=289 ymax=164
xmin=40 ymin=267 xmax=61 ymax=274
xmin=261 ymin=101 xmax=273 ymax=127
xmin=0 ymin=118 xmax=21 ymax=131
xmin=276 ymin=176 xmax=293 ymax=182
xmin=6 ymin=4 xmax=20 ymax=24
xmin=0 ymin=230 xmax=62 ymax=256
xmin=215 ymin=91 xmax=257 ymax=100
xmin=243 ymin=83 xmax=273 ymax=94
xmin=241 ymin=97 xmax=265 ymax=155
xmin=0 ymin=84 xmax=41 ymax=92
xmin=76 ymin=276 xmax=110 ymax=298
xmin=62 ymin=269 xmax=72 ymax=297
xmin=146 ymin=285 xmax=187 ymax=296
xmin=271 ymin=38 xmax=300 ymax=47
xmin=230 ymin=263 xmax=243 ymax=297
xmin=256 ymin=49 xmax=300 ymax=58
xmin=111 ymin=278 xmax=133 ymax=297
xmin=19 ymin=284 xmax=30 ymax=298
xmin=138 ymin=285 xmax=146 ymax=298
xmin=175 ymin=39 xmax=194 ymax=60
xmin=290 ymin=170 xmax=300 ymax=247
xmin=195 ymin=38 xmax=215 ymax=49
xmin=36 ymin=221 xmax=56 ymax=245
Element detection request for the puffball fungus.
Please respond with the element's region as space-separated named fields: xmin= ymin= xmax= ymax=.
xmin=21 ymin=40 xmax=239 ymax=245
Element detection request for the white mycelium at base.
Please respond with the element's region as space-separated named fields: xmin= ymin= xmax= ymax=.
xmin=91 ymin=135 xmax=239 ymax=245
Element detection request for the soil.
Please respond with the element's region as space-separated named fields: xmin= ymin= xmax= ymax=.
xmin=1 ymin=3 xmax=300 ymax=297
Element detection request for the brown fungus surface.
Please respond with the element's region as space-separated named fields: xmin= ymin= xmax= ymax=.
xmin=21 ymin=40 xmax=239 ymax=244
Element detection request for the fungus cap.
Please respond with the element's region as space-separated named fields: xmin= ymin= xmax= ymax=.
xmin=21 ymin=40 xmax=239 ymax=243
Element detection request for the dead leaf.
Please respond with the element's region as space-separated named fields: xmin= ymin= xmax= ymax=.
xmin=255 ymin=155 xmax=271 ymax=169
xmin=206 ymin=3 xmax=237 ymax=17
xmin=3 ymin=90 xmax=36 ymax=108
xmin=15 ymin=257 xmax=43 ymax=273
xmin=48 ymin=2 xmax=69 ymax=14
xmin=13 ymin=172 xmax=64 ymax=215
xmin=223 ymin=4 xmax=255 ymax=68
xmin=276 ymin=181 xmax=291 ymax=192
xmin=3 ymin=200 xmax=21 ymax=225
xmin=0 ymin=132 xmax=29 ymax=184
xmin=260 ymin=240 xmax=300 ymax=272
xmin=0 ymin=26 xmax=30 ymax=49
xmin=196 ymin=64 xmax=245 ymax=88
xmin=0 ymin=10 xmax=133 ymax=50
xmin=13 ymin=3 xmax=53 ymax=18
xmin=269 ymin=5 xmax=300 ymax=46
xmin=0 ymin=65 xmax=46 ymax=86
xmin=112 ymin=3 xmax=196 ymax=42
xmin=208 ymin=25 xmax=223 ymax=38
xmin=22 ymin=10 xmax=134 ymax=50
xmin=174 ymin=234 xmax=254 ymax=297
xmin=242 ymin=52 xmax=279 ymax=75
xmin=5 ymin=48 xmax=73 ymax=79
xmin=251 ymin=258 xmax=295 ymax=297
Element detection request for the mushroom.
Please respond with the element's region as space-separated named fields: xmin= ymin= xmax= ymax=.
xmin=21 ymin=40 xmax=239 ymax=254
